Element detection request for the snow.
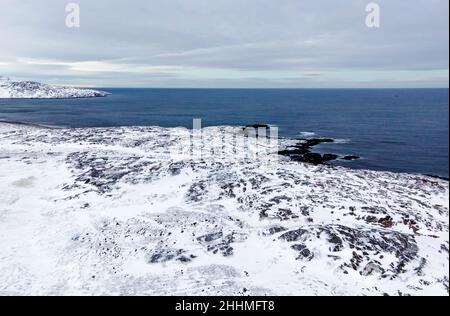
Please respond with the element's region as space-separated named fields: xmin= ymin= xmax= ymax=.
xmin=0 ymin=77 xmax=109 ymax=99
xmin=0 ymin=122 xmax=448 ymax=295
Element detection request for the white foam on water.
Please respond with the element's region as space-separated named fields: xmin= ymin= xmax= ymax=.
xmin=332 ymin=139 xmax=351 ymax=144
xmin=299 ymin=131 xmax=316 ymax=137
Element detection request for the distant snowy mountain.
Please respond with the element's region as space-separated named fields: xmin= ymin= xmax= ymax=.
xmin=0 ymin=77 xmax=110 ymax=99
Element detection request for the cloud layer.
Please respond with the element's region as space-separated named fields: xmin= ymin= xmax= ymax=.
xmin=0 ymin=0 xmax=448 ymax=87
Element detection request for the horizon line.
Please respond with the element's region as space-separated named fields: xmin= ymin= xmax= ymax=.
xmin=86 ymin=86 xmax=450 ymax=90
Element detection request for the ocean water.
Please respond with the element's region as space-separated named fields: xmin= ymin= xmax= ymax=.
xmin=0 ymin=88 xmax=448 ymax=177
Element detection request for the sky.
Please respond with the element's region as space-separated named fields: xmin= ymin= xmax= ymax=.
xmin=0 ymin=0 xmax=448 ymax=88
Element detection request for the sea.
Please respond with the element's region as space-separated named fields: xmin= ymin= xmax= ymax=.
xmin=0 ymin=88 xmax=448 ymax=177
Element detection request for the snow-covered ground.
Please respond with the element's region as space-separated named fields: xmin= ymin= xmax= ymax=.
xmin=0 ymin=77 xmax=109 ymax=99
xmin=0 ymin=122 xmax=448 ymax=296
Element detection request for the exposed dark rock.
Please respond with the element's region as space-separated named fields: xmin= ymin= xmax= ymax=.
xmin=243 ymin=124 xmax=271 ymax=130
xmin=300 ymin=206 xmax=310 ymax=216
xmin=263 ymin=225 xmax=288 ymax=236
xmin=197 ymin=231 xmax=236 ymax=257
xmin=291 ymin=244 xmax=308 ymax=251
xmin=168 ymin=162 xmax=184 ymax=176
xmin=327 ymin=232 xmax=344 ymax=252
xmin=366 ymin=216 xmax=395 ymax=229
xmin=197 ymin=232 xmax=223 ymax=243
xmin=291 ymin=244 xmax=314 ymax=261
xmin=279 ymin=229 xmax=309 ymax=242
xmin=186 ymin=181 xmax=207 ymax=202
xmin=278 ymin=137 xmax=343 ymax=165
xmin=301 ymin=138 xmax=334 ymax=147
xmin=269 ymin=195 xmax=292 ymax=204
xmin=278 ymin=148 xmax=310 ymax=156
xmin=275 ymin=208 xmax=299 ymax=221
xmin=378 ymin=216 xmax=395 ymax=228
xmin=148 ymin=249 xmax=192 ymax=264
xmin=323 ymin=154 xmax=339 ymax=162
xmin=301 ymin=153 xmax=324 ymax=164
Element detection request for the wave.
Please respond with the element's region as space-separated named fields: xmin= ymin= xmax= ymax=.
xmin=298 ymin=131 xmax=316 ymax=137
xmin=333 ymin=138 xmax=351 ymax=144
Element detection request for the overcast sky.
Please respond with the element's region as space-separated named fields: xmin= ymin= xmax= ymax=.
xmin=0 ymin=0 xmax=448 ymax=88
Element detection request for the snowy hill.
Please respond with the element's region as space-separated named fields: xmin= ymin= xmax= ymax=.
xmin=0 ymin=122 xmax=448 ymax=296
xmin=0 ymin=77 xmax=109 ymax=99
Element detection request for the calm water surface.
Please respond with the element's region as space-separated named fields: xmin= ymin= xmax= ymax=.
xmin=0 ymin=88 xmax=448 ymax=177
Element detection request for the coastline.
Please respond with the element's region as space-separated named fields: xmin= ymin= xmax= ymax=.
xmin=1 ymin=120 xmax=448 ymax=180
xmin=0 ymin=121 xmax=448 ymax=295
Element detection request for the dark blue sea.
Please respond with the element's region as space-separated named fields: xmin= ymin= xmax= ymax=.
xmin=0 ymin=88 xmax=448 ymax=177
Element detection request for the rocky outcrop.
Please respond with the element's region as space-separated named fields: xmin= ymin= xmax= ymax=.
xmin=278 ymin=138 xmax=341 ymax=164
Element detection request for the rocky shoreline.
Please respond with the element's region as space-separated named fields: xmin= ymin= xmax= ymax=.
xmin=278 ymin=137 xmax=360 ymax=165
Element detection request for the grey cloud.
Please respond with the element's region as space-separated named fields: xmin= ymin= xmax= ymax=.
xmin=0 ymin=0 xmax=448 ymax=87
